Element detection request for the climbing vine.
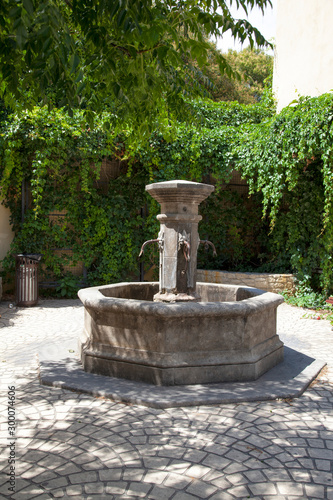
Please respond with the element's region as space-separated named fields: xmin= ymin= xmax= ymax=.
xmin=234 ymin=93 xmax=333 ymax=292
xmin=1 ymin=93 xmax=333 ymax=295
xmin=0 ymin=107 xmax=148 ymax=289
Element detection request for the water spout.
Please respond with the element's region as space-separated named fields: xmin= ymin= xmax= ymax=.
xmin=138 ymin=230 xmax=164 ymax=258
xmin=138 ymin=239 xmax=159 ymax=258
xmin=199 ymin=239 xmax=217 ymax=257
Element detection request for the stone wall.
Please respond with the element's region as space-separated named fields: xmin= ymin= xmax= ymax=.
xmin=197 ymin=270 xmax=296 ymax=294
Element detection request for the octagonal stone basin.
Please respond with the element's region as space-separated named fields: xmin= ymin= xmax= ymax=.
xmin=78 ymin=282 xmax=284 ymax=386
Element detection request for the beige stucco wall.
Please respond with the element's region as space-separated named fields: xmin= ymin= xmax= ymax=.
xmin=273 ymin=0 xmax=333 ymax=111
xmin=0 ymin=201 xmax=14 ymax=263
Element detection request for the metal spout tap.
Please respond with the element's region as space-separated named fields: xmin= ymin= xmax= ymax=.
xmin=139 ymin=231 xmax=164 ymax=258
xmin=199 ymin=239 xmax=217 ymax=257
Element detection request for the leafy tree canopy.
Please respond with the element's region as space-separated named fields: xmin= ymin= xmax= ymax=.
xmin=205 ymin=46 xmax=273 ymax=103
xmin=0 ymin=0 xmax=272 ymax=138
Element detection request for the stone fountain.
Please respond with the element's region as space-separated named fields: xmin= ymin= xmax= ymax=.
xmin=78 ymin=180 xmax=284 ymax=386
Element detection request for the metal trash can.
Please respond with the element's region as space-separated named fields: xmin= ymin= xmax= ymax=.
xmin=15 ymin=253 xmax=42 ymax=307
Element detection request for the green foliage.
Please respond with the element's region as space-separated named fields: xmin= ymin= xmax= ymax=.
xmin=205 ymin=47 xmax=273 ymax=104
xmin=234 ymin=93 xmax=333 ymax=293
xmin=197 ymin=189 xmax=271 ymax=271
xmin=0 ymin=0 xmax=272 ymax=141
xmin=56 ymin=274 xmax=81 ymax=299
xmin=187 ymin=97 xmax=274 ymax=129
xmin=0 ymin=106 xmax=147 ymax=288
xmin=0 ymin=101 xmax=275 ymax=294
xmin=282 ymin=282 xmax=330 ymax=311
xmin=137 ymin=125 xmax=234 ymax=183
xmin=2 ymin=92 xmax=333 ymax=297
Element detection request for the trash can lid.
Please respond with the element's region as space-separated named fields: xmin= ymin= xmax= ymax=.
xmin=16 ymin=253 xmax=43 ymax=262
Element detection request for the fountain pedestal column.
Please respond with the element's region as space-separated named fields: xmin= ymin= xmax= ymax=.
xmin=146 ymin=180 xmax=214 ymax=302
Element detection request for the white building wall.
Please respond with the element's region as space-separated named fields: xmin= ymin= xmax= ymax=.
xmin=273 ymin=0 xmax=333 ymax=111
xmin=0 ymin=201 xmax=14 ymax=262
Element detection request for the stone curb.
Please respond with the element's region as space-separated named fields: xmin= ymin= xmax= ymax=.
xmin=39 ymin=346 xmax=326 ymax=409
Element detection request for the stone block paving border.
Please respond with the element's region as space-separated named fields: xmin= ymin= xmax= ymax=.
xmin=0 ymin=299 xmax=333 ymax=499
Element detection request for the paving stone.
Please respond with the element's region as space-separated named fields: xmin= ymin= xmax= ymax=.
xmin=21 ymin=450 xmax=48 ymax=463
xmin=245 ymin=434 xmax=272 ymax=449
xmin=0 ymin=482 xmax=12 ymax=497
xmin=276 ymin=481 xmax=305 ymax=496
xmin=288 ymin=469 xmax=311 ymax=482
xmin=225 ymin=473 xmax=248 ymax=489
xmin=311 ymin=470 xmax=333 ymax=486
xmin=224 ymin=449 xmax=249 ymax=463
xmin=68 ymin=471 xmax=98 ymax=485
xmin=123 ymin=468 xmax=145 ymax=481
xmin=147 ymin=484 xmax=176 ymax=499
xmin=164 ymin=473 xmax=192 ymax=489
xmin=243 ymin=457 xmax=268 ymax=469
xmin=308 ymin=448 xmax=333 ymax=460
xmin=84 ymin=482 xmax=104 ymax=494
xmin=55 ymin=463 xmax=82 ymax=475
xmin=21 ymin=466 xmax=46 ymax=479
xmin=99 ymin=469 xmax=122 ymax=482
xmin=222 ymin=462 xmax=248 ymax=474
xmin=287 ymin=446 xmax=308 ymax=458
xmin=186 ymin=480 xmax=217 ymax=498
xmin=183 ymin=449 xmax=207 ymax=463
xmin=327 ymin=486 xmax=333 ymax=499
xmin=172 ymin=492 xmax=200 ymax=500
xmin=297 ymin=457 xmax=315 ymax=469
xmin=243 ymin=469 xmax=268 ymax=483
xmin=66 ymin=484 xmax=83 ymax=496
xmin=185 ymin=465 xmax=212 ymax=479
xmin=66 ymin=434 xmax=90 ymax=446
xmin=143 ymin=470 xmax=169 ymax=484
xmin=143 ymin=457 xmax=170 ymax=469
xmin=37 ymin=454 xmax=68 ymax=469
xmin=248 ymin=482 xmax=278 ymax=495
xmin=31 ymin=470 xmax=58 ymax=484
xmin=158 ymin=446 xmax=186 ymax=459
xmin=262 ymin=496 xmax=286 ymax=500
xmin=126 ymin=481 xmax=152 ymax=497
xmin=202 ymin=454 xmax=230 ymax=470
xmin=32 ymin=494 xmax=56 ymax=500
xmin=326 ymin=440 xmax=333 ymax=450
xmin=307 ymin=438 xmax=325 ymax=448
xmin=5 ymin=477 xmax=31 ymax=493
xmin=2 ymin=300 xmax=333 ymax=500
xmin=81 ymin=461 xmax=104 ymax=472
xmin=315 ymin=459 xmax=332 ymax=471
xmin=304 ymin=483 xmax=325 ymax=499
xmin=40 ymin=477 xmax=68 ymax=490
xmin=227 ymin=484 xmax=250 ymax=497
xmin=105 ymin=481 xmax=128 ymax=495
xmin=209 ymin=492 xmax=234 ymax=500
xmin=71 ymin=453 xmax=97 ymax=466
xmin=12 ymin=485 xmax=45 ymax=499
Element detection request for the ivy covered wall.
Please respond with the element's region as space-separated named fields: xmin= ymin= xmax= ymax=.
xmin=1 ymin=94 xmax=333 ymax=296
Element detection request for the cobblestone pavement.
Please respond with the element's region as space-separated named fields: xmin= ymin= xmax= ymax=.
xmin=0 ymin=299 xmax=333 ymax=499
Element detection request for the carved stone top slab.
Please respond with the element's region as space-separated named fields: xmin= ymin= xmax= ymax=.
xmin=146 ymin=180 xmax=214 ymax=210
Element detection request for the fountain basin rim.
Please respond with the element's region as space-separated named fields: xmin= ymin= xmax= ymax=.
xmin=78 ymin=282 xmax=284 ymax=318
